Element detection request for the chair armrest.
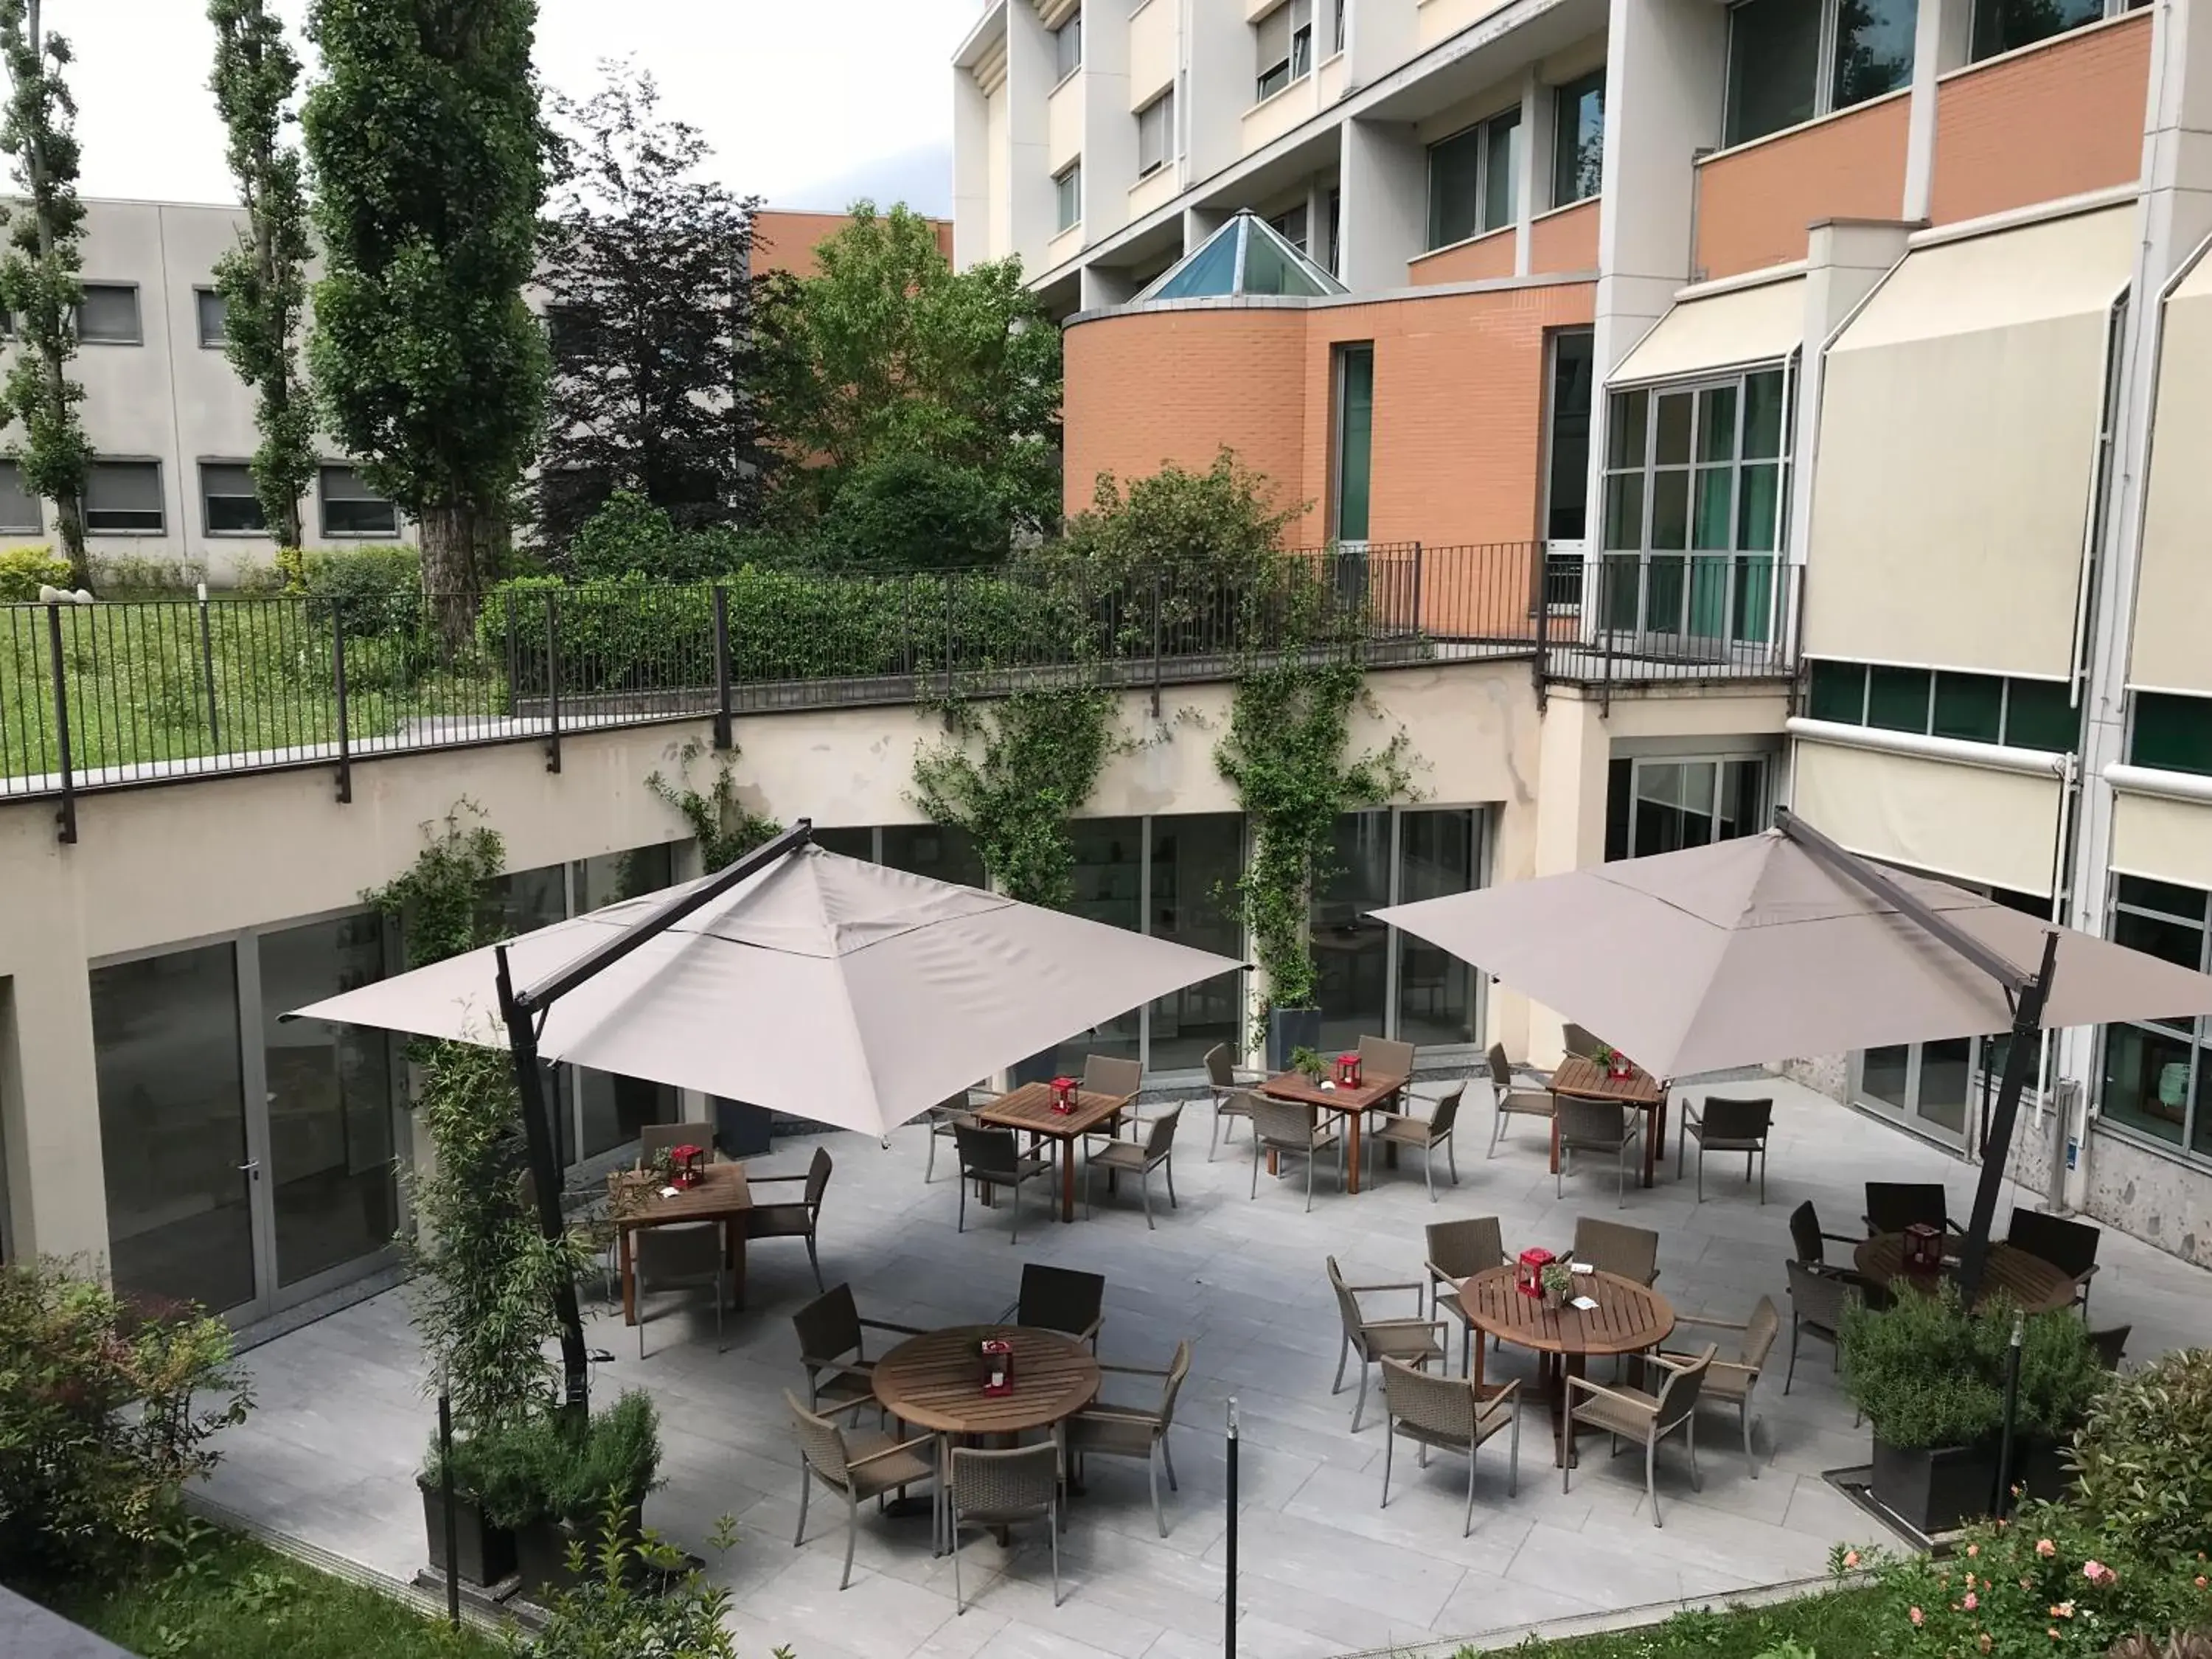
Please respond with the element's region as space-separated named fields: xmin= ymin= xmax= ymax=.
xmin=2074 ymin=1263 xmax=2101 ymax=1281
xmin=1096 ymin=1360 xmax=1170 ymax=1378
xmin=1363 ymin=1318 xmax=1450 ymax=1338
xmin=1819 ymin=1231 xmax=1858 ymax=1248
xmin=1423 ymin=1259 xmax=1464 ymax=1290
xmin=1564 ymin=1374 xmax=1648 ymax=1411
xmin=1672 ymin=1314 xmax=1748 ymax=1333
xmin=747 ymin=1172 xmax=808 ymax=1188
xmin=859 ymin=1318 xmax=927 ymax=1337
xmin=1348 ymin=1278 xmax=1426 ymax=1295
xmin=846 ymin=1434 xmax=935 ymax=1469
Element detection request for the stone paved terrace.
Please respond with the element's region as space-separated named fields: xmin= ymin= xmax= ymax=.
xmin=199 ymin=1076 xmax=2212 ymax=1659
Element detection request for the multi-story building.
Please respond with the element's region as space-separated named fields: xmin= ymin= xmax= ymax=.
xmin=953 ymin=0 xmax=2212 ymax=1261
xmin=0 ymin=203 xmax=945 ymax=586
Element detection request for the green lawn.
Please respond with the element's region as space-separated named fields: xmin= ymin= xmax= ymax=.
xmin=20 ymin=1526 xmax=508 ymax=1659
xmin=1458 ymin=1587 xmax=1891 ymax=1658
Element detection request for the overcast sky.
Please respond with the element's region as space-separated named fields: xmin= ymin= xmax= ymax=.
xmin=71 ymin=0 xmax=978 ymax=216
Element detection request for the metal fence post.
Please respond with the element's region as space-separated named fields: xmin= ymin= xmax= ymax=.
xmin=1409 ymin=541 xmax=1424 ymax=641
xmin=1150 ymin=571 xmax=1163 ymax=717
xmin=1225 ymin=1397 xmax=1239 ymax=1659
xmin=711 ymin=584 xmax=733 ymax=750
xmin=332 ymin=599 xmax=352 ymax=804
xmin=544 ymin=591 xmax=563 ymax=773
xmin=44 ymin=600 xmax=76 ymax=844
xmin=197 ymin=581 xmax=220 ymax=749
xmin=943 ymin=577 xmax=956 ymax=700
xmin=902 ymin=574 xmax=915 ymax=681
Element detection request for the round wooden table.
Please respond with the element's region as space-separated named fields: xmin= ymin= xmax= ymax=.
xmin=873 ymin=1325 xmax=1101 ymax=1554
xmin=1460 ymin=1265 xmax=1675 ymax=1467
xmin=1853 ymin=1234 xmax=2077 ymax=1315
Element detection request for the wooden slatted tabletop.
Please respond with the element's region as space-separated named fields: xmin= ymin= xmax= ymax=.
xmin=872 ymin=1324 xmax=1101 ymax=1436
xmin=1257 ymin=1070 xmax=1407 ymax=1194
xmin=1548 ymin=1056 xmax=1669 ymax=1188
xmin=611 ymin=1163 xmax=753 ymax=1326
xmin=1854 ymin=1234 xmax=2078 ymax=1315
xmin=977 ymin=1083 xmax=1134 ymax=1221
xmin=1461 ymin=1263 xmax=1675 ymax=1469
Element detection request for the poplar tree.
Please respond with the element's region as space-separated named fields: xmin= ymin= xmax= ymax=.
xmin=0 ymin=0 xmax=89 ymax=589
xmin=209 ymin=0 xmax=313 ymax=550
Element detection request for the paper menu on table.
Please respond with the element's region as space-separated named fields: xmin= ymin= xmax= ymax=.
xmin=1568 ymin=1294 xmax=1600 ymax=1311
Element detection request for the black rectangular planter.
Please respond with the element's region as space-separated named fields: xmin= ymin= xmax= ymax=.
xmin=419 ymin=1478 xmax=517 ymax=1587
xmin=1266 ymin=1007 xmax=1323 ymax=1073
xmin=513 ymin=1520 xmax=585 ymax=1604
xmin=1870 ymin=1436 xmax=2000 ymax=1536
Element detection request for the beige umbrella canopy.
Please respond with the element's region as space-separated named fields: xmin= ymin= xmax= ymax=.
xmin=291 ymin=841 xmax=1243 ymax=1138
xmin=1374 ymin=820 xmax=2212 ymax=1081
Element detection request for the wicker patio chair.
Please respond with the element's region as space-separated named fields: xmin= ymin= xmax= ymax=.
xmin=1573 ymin=1217 xmax=1660 ymax=1287
xmin=2007 ymin=1206 xmax=2101 ymax=1315
xmin=1425 ymin=1214 xmax=1507 ymax=1374
xmin=745 ymin=1145 xmax=832 ymax=1292
xmin=1486 ymin=1043 xmax=1555 ymax=1157
xmin=633 ymin=1221 xmax=726 ymax=1360
xmin=953 ymin=1124 xmax=1052 ymax=1242
xmin=639 ymin=1120 xmax=717 ymax=1168
xmin=1863 ymin=1180 xmax=1952 ymax=1237
xmin=1675 ymin=1096 xmax=1773 ymax=1203
xmin=1784 ymin=1256 xmax=1872 ymax=1394
xmin=1248 ymin=1095 xmax=1343 ymax=1211
xmin=1204 ymin=1042 xmax=1265 ymax=1158
xmin=1326 ymin=1254 xmax=1447 ymax=1433
xmin=1374 ymin=1084 xmax=1464 ymax=1202
xmin=790 ymin=1282 xmax=922 ymax=1419
xmin=1379 ymin=1359 xmax=1520 ymax=1534
xmin=1565 ymin=1343 xmax=1716 ymax=1527
xmin=1788 ymin=1200 xmax=1859 ymax=1270
xmin=998 ymin=1262 xmax=1106 ymax=1350
xmin=786 ymin=1390 xmax=937 ymax=1589
xmin=1658 ymin=1296 xmax=1781 ymax=1476
xmin=1086 ymin=1103 xmax=1182 ymax=1228
xmin=923 ymin=1088 xmax=984 ymax=1183
xmin=1065 ymin=1340 xmax=1192 ymax=1537
xmin=1558 ymin=1098 xmax=1641 ymax=1206
xmin=949 ymin=1442 xmax=1064 ymax=1612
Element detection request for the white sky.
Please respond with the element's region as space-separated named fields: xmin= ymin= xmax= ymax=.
xmin=68 ymin=0 xmax=978 ymax=215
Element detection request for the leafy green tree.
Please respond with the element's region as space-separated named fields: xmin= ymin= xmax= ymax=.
xmin=1052 ymin=448 xmax=1300 ymax=583
xmin=209 ymin=0 xmax=313 ymax=550
xmin=302 ymin=0 xmax=549 ymax=636
xmin=821 ymin=450 xmax=1013 ymax=571
xmin=535 ymin=63 xmax=773 ymax=552
xmin=760 ymin=201 xmax=1060 ymax=548
xmin=0 ymin=0 xmax=90 ymax=589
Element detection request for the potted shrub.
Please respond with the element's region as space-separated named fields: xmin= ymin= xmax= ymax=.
xmin=484 ymin=1392 xmax=664 ymax=1604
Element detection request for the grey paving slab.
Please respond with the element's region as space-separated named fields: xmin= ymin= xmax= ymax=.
xmin=197 ymin=1075 xmax=2211 ymax=1656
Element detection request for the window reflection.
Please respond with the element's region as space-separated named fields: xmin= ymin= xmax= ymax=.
xmin=1147 ymin=815 xmax=1246 ymax=1071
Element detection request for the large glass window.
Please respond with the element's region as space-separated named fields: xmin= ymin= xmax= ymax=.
xmin=1315 ymin=812 xmax=1394 ymax=1054
xmin=572 ymin=844 xmax=680 ymax=1158
xmin=1725 ymin=0 xmax=1916 ymax=147
xmin=1600 ymin=369 xmax=1788 ymax=644
xmin=77 ymin=283 xmax=142 ymax=344
xmin=1146 ymin=815 xmax=1246 ymax=1071
xmin=1804 ymin=661 xmax=2079 ymax=754
xmin=1256 ymin=0 xmax=1313 ymax=100
xmin=93 ymin=945 xmax=256 ymax=1314
xmin=320 ymin=465 xmax=400 ymax=538
xmin=2098 ymin=876 xmax=2212 ymax=1159
xmin=2130 ymin=692 xmax=2212 ymax=776
xmin=1604 ymin=755 xmax=1771 ymax=860
xmin=1314 ymin=809 xmax=1486 ymax=1052
xmin=1396 ymin=810 xmax=1481 ymax=1046
xmin=1053 ymin=7 xmax=1082 ymax=80
xmin=1332 ymin=343 xmax=1374 ymax=543
xmin=1054 ymin=162 xmax=1082 ymax=234
xmin=1426 ymin=108 xmax=1521 ymax=248
xmin=201 ymin=462 xmax=266 ymax=535
xmin=1971 ymin=0 xmax=2105 ymax=62
xmin=1137 ymin=89 xmax=1175 ymax=179
xmin=1550 ymin=72 xmax=1604 ymax=207
xmin=86 ymin=460 xmax=164 ymax=534
xmin=1545 ymin=327 xmax=1594 ymax=545
xmin=1048 ymin=818 xmax=1145 ymax=1074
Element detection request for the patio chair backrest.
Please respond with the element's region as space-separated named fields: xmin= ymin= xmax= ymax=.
xmin=1324 ymin=1256 xmax=1364 ymax=1345
xmin=803 ymin=1145 xmax=834 ymax=1210
xmin=1865 ymin=1181 xmax=1949 ymax=1235
xmin=635 ymin=1220 xmax=722 ymax=1279
xmin=1788 ymin=1200 xmax=1828 ymax=1267
xmin=641 ymin=1121 xmax=716 ymax=1166
xmin=1698 ymin=1097 xmax=1772 ymax=1143
xmin=791 ymin=1283 xmax=862 ymax=1366
xmin=1426 ymin=1085 xmax=1465 ymax=1138
xmin=1653 ymin=1345 xmax=1715 ymax=1428
xmin=1142 ymin=1104 xmax=1183 ymax=1161
xmin=951 ymin=1442 xmax=1060 ymax=1525
xmin=1426 ymin=1215 xmax=1504 ymax=1281
xmin=954 ymin=1123 xmax=1022 ymax=1180
xmin=2007 ymin=1206 xmax=2099 ymax=1278
xmin=1740 ymin=1295 xmax=1781 ymax=1371
xmin=1251 ymin=1096 xmax=1318 ymax=1150
xmin=1359 ymin=1035 xmax=1416 ymax=1080
xmin=1156 ymin=1340 xmax=1194 ymax=1432
xmin=1573 ymin=1217 xmax=1659 ymax=1285
xmin=1204 ymin=1043 xmax=1239 ymax=1090
xmin=785 ymin=1389 xmax=852 ymax=1485
xmin=1563 ymin=1023 xmax=1601 ymax=1060
xmin=1382 ymin=1354 xmax=1475 ymax=1442
xmin=1017 ymin=1263 xmax=1105 ymax=1339
xmin=1558 ymin=1097 xmax=1630 ymax=1150
xmin=1083 ymin=1054 xmax=1142 ymax=1099
xmin=1486 ymin=1043 xmax=1512 ymax=1088
xmin=1785 ymin=1257 xmax=1859 ymax=1329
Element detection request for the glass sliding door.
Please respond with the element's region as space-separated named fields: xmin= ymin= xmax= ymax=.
xmin=93 ymin=944 xmax=259 ymax=1316
xmin=1146 ymin=814 xmax=1245 ymax=1071
xmin=573 ymin=843 xmax=680 ymax=1158
xmin=1310 ymin=807 xmax=1485 ymax=1054
xmin=1049 ymin=818 xmax=1145 ymax=1074
xmin=1315 ymin=811 xmax=1394 ymax=1053
xmin=1397 ymin=809 xmax=1480 ymax=1046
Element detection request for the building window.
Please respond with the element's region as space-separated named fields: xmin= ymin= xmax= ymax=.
xmin=2100 ymin=875 xmax=2212 ymax=1158
xmin=1972 ymin=0 xmax=2105 ymax=61
xmin=76 ymin=282 xmax=142 ymax=344
xmin=1136 ymin=88 xmax=1175 ymax=178
xmin=1426 ymin=107 xmax=1520 ymax=248
xmin=1545 ymin=327 xmax=1595 ymax=546
xmin=1054 ymin=161 xmax=1082 ymax=233
xmin=1052 ymin=7 xmax=1082 ymax=81
xmin=1267 ymin=203 xmax=1308 ymax=254
xmin=319 ymin=465 xmax=399 ymax=538
xmin=1805 ymin=660 xmax=2079 ymax=752
xmin=1256 ymin=0 xmax=1313 ymax=101
xmin=1332 ymin=342 xmax=1374 ymax=543
xmin=1600 ymin=369 xmax=1789 ymax=642
xmin=1550 ymin=71 xmax=1605 ymax=206
xmin=1603 ymin=755 xmax=1771 ymax=860
xmin=85 ymin=460 xmax=164 ymax=534
xmin=195 ymin=287 xmax=228 ymax=349
xmin=2129 ymin=692 xmax=2212 ymax=776
xmin=0 ymin=459 xmax=41 ymax=533
xmin=1315 ymin=807 xmax=1486 ymax=1053
xmin=201 ymin=462 xmax=266 ymax=535
xmin=1725 ymin=0 xmax=1916 ymax=148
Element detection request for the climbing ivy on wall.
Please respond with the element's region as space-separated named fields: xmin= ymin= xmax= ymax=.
xmin=911 ymin=687 xmax=1122 ymax=908
xmin=647 ymin=740 xmax=782 ymax=872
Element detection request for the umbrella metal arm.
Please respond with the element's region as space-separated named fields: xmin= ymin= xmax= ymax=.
xmin=495 ymin=819 xmax=817 ymax=1414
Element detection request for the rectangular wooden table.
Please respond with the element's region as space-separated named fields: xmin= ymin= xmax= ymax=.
xmin=612 ymin=1161 xmax=753 ymax=1325
xmin=978 ymin=1082 xmax=1134 ymax=1222
xmin=1548 ymin=1056 xmax=1668 ymax=1189
xmin=1257 ymin=1069 xmax=1407 ymax=1196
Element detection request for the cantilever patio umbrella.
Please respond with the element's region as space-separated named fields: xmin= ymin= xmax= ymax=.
xmin=1374 ymin=808 xmax=2212 ymax=1301
xmin=288 ymin=823 xmax=1245 ymax=1406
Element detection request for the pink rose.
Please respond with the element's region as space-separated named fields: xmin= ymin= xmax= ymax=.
xmin=1964 ymin=1593 xmax=1978 ymax=1611
xmin=2195 ymin=1575 xmax=2208 ymax=1589
xmin=2084 ymin=1561 xmax=2114 ymax=1587
xmin=1910 ymin=1607 xmax=1924 ymax=1627
xmin=1966 ymin=1545 xmax=1980 ymax=1558
xmin=2036 ymin=1539 xmax=2057 ymax=1558
xmin=1843 ymin=1550 xmax=1861 ymax=1570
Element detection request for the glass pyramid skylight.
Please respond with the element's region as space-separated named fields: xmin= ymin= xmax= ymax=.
xmin=1133 ymin=210 xmax=1349 ymax=303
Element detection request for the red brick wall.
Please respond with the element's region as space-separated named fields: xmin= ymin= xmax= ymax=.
xmin=1931 ymin=14 xmax=2149 ymax=226
xmin=1529 ymin=200 xmax=1601 ymax=274
xmin=1694 ymin=94 xmax=1910 ymax=278
xmin=751 ymin=209 xmax=956 ymax=280
xmin=1409 ymin=226 xmax=1517 ymax=285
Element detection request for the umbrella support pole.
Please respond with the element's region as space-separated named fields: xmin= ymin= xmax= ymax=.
xmin=1956 ymin=931 xmax=2058 ymax=1308
xmin=496 ymin=819 xmax=818 ymax=1416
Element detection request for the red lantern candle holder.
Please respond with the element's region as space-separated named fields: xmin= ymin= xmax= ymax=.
xmin=1516 ymin=1247 xmax=1556 ymax=1298
xmin=1049 ymin=1076 xmax=1078 ymax=1114
xmin=979 ymin=1337 xmax=1014 ymax=1396
xmin=1332 ymin=1053 xmax=1363 ymax=1088
xmin=669 ymin=1144 xmax=706 ymax=1189
xmin=1902 ymin=1221 xmax=1944 ymax=1278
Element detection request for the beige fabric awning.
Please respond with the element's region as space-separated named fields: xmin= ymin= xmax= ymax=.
xmin=2112 ymin=791 xmax=2212 ymax=890
xmin=1792 ymin=739 xmax=2064 ymax=897
xmin=1806 ymin=206 xmax=2135 ymax=679
xmin=1609 ymin=275 xmax=1805 ymax=386
xmin=2129 ymin=249 xmax=2212 ymax=694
